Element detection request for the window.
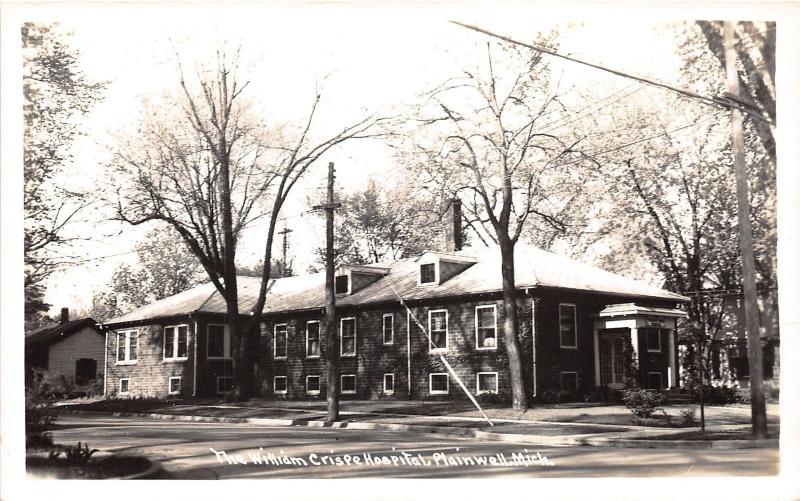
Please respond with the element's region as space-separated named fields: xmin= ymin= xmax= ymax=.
xmin=560 ymin=371 xmax=578 ymax=392
xmin=559 ymin=304 xmax=577 ymax=348
xmin=335 ymin=275 xmax=349 ymax=294
xmin=420 ymin=263 xmax=436 ymax=284
xmin=116 ymin=330 xmax=138 ymax=364
xmin=274 ymin=324 xmax=288 ymax=359
xmin=428 ymin=310 xmax=448 ymax=352
xmin=119 ymin=378 xmax=130 ymax=394
xmin=647 ymin=372 xmax=663 ymax=389
xmin=217 ymin=376 xmax=233 ymax=394
xmin=645 ymin=328 xmax=662 ymax=352
xmin=382 ymin=314 xmax=394 ymax=345
xmin=306 ymin=375 xmax=321 ymax=395
xmin=274 ymin=376 xmax=288 ymax=394
xmin=476 ymin=305 xmax=497 ymax=350
xmin=75 ymin=358 xmax=96 ymax=384
xmin=728 ymin=342 xmax=749 ymax=380
xmin=383 ymin=373 xmax=395 ymax=395
xmin=306 ymin=321 xmax=321 ymax=358
xmin=340 ymin=317 xmax=356 ymax=356
xmin=429 ymin=373 xmax=449 ymax=395
xmin=341 ymin=374 xmax=356 ymax=394
xmin=164 ymin=325 xmax=189 ymax=361
xmin=168 ymin=376 xmax=181 ymax=395
xmin=207 ymin=324 xmax=230 ymax=359
xmin=477 ymin=372 xmax=498 ymax=394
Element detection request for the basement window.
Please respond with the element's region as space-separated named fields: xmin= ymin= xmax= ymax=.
xmin=217 ymin=376 xmax=233 ymax=395
xmin=383 ymin=373 xmax=395 ymax=395
xmin=560 ymin=371 xmax=578 ymax=392
xmin=119 ymin=378 xmax=130 ymax=394
xmin=306 ymin=375 xmax=321 ymax=395
xmin=429 ymin=373 xmax=449 ymax=395
xmin=168 ymin=376 xmax=181 ymax=395
xmin=341 ymin=374 xmax=356 ymax=394
xmin=274 ymin=376 xmax=287 ymax=394
xmin=477 ymin=372 xmax=498 ymax=394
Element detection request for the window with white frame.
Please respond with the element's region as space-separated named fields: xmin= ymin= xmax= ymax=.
xmin=341 ymin=374 xmax=356 ymax=394
xmin=116 ymin=330 xmax=138 ymax=364
xmin=119 ymin=378 xmax=130 ymax=394
xmin=306 ymin=321 xmax=321 ymax=358
xmin=476 ymin=305 xmax=497 ymax=350
xmin=273 ymin=376 xmax=288 ymax=394
xmin=646 ymin=329 xmax=662 ymax=352
xmin=560 ymin=371 xmax=578 ymax=392
xmin=429 ymin=373 xmax=449 ymax=395
xmin=477 ymin=372 xmax=498 ymax=394
xmin=340 ymin=318 xmax=356 ymax=356
xmin=168 ymin=376 xmax=181 ymax=395
xmin=207 ymin=324 xmax=230 ymax=359
xmin=164 ymin=325 xmax=189 ymax=361
xmin=383 ymin=373 xmax=395 ymax=395
xmin=420 ymin=263 xmax=437 ymax=284
xmin=428 ymin=310 xmax=448 ymax=351
xmin=306 ymin=375 xmax=321 ymax=395
xmin=217 ymin=376 xmax=233 ymax=394
xmin=274 ymin=324 xmax=288 ymax=359
xmin=559 ymin=304 xmax=577 ymax=348
xmin=383 ymin=313 xmax=394 ymax=345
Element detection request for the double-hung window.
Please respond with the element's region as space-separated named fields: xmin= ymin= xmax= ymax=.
xmin=340 ymin=318 xmax=356 ymax=357
xmin=164 ymin=325 xmax=189 ymax=361
xmin=559 ymin=304 xmax=577 ymax=348
xmin=274 ymin=324 xmax=288 ymax=359
xmin=306 ymin=321 xmax=321 ymax=358
xmin=207 ymin=324 xmax=230 ymax=359
xmin=116 ymin=330 xmax=138 ymax=364
xmin=382 ymin=313 xmax=394 ymax=345
xmin=428 ymin=310 xmax=448 ymax=352
xmin=475 ymin=305 xmax=497 ymax=350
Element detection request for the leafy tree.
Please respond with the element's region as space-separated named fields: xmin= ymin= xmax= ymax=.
xmin=112 ymin=50 xmax=389 ymax=401
xmin=313 ymin=179 xmax=447 ymax=267
xmin=403 ymin=41 xmax=597 ymax=410
xmin=22 ymin=22 xmax=105 ymax=320
xmin=90 ymin=227 xmax=206 ymax=320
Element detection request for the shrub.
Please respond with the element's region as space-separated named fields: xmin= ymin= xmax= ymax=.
xmin=25 ymin=389 xmax=54 ymax=450
xmin=735 ymin=388 xmax=751 ymax=404
xmin=476 ymin=392 xmax=507 ymax=404
xmin=621 ymin=389 xmax=665 ymax=418
xmin=29 ymin=368 xmax=72 ymax=400
xmin=64 ymin=442 xmax=99 ymax=465
xmin=584 ymin=387 xmax=607 ymax=403
xmin=679 ymin=407 xmax=697 ymax=426
xmin=691 ymin=385 xmax=745 ymax=405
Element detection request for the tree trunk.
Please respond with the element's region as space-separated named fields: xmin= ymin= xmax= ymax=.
xmin=499 ymin=236 xmax=528 ymax=410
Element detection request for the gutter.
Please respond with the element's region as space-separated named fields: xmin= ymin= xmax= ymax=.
xmin=406 ymin=308 xmax=411 ymax=397
xmin=192 ymin=312 xmax=198 ymax=397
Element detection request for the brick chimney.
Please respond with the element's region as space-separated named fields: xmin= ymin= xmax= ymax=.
xmin=444 ymin=198 xmax=463 ymax=252
xmin=60 ymin=307 xmax=69 ymax=324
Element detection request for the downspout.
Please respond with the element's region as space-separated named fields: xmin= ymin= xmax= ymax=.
xmin=192 ymin=313 xmax=198 ymax=397
xmin=526 ymin=289 xmax=537 ymax=398
xmin=102 ymin=326 xmax=108 ymax=396
xmin=406 ymin=307 xmax=411 ymax=398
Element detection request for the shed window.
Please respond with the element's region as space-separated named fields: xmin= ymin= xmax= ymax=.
xmin=335 ymin=275 xmax=349 ymax=294
xmin=75 ymin=358 xmax=96 ymax=385
xmin=420 ymin=263 xmax=436 ymax=284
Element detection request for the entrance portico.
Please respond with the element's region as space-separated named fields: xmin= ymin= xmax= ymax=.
xmin=592 ymin=303 xmax=686 ymax=389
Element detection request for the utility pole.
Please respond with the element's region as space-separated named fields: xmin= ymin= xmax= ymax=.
xmin=724 ymin=21 xmax=768 ymax=439
xmin=313 ymin=162 xmax=342 ymax=422
xmin=278 ymin=226 xmax=293 ymax=277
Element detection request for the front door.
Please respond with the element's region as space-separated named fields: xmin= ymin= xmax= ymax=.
xmin=600 ymin=332 xmax=627 ymax=389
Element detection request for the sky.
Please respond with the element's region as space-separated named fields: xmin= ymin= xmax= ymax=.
xmin=7 ymin=2 xmax=727 ymax=317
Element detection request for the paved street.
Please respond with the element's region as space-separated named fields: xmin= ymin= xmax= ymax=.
xmin=48 ymin=415 xmax=779 ymax=479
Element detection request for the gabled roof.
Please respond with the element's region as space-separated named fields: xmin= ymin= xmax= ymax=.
xmin=104 ymin=244 xmax=689 ymax=326
xmin=25 ymin=318 xmax=102 ymax=347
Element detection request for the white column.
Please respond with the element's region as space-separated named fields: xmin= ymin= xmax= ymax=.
xmin=630 ymin=326 xmax=640 ymax=386
xmin=593 ymin=326 xmax=601 ymax=386
xmin=668 ymin=329 xmax=677 ymax=388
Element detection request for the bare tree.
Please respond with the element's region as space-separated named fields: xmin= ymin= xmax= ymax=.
xmin=404 ymin=41 xmax=595 ymax=410
xmin=113 ymin=49 xmax=389 ymax=399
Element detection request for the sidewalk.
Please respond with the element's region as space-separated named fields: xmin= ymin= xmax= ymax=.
xmin=54 ymin=398 xmax=780 ymax=449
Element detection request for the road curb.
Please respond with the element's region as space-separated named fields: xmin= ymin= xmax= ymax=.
xmin=57 ymin=409 xmax=777 ymax=449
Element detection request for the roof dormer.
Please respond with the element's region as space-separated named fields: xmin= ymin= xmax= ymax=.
xmin=334 ymin=264 xmax=391 ymax=296
xmin=416 ymin=251 xmax=476 ymax=286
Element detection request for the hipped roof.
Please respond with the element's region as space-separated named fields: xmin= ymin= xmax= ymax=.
xmin=105 ymin=244 xmax=689 ymax=326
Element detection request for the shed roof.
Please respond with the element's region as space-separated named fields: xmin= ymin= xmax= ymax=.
xmin=25 ymin=318 xmax=102 ymax=347
xmin=105 ymin=244 xmax=689 ymax=326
